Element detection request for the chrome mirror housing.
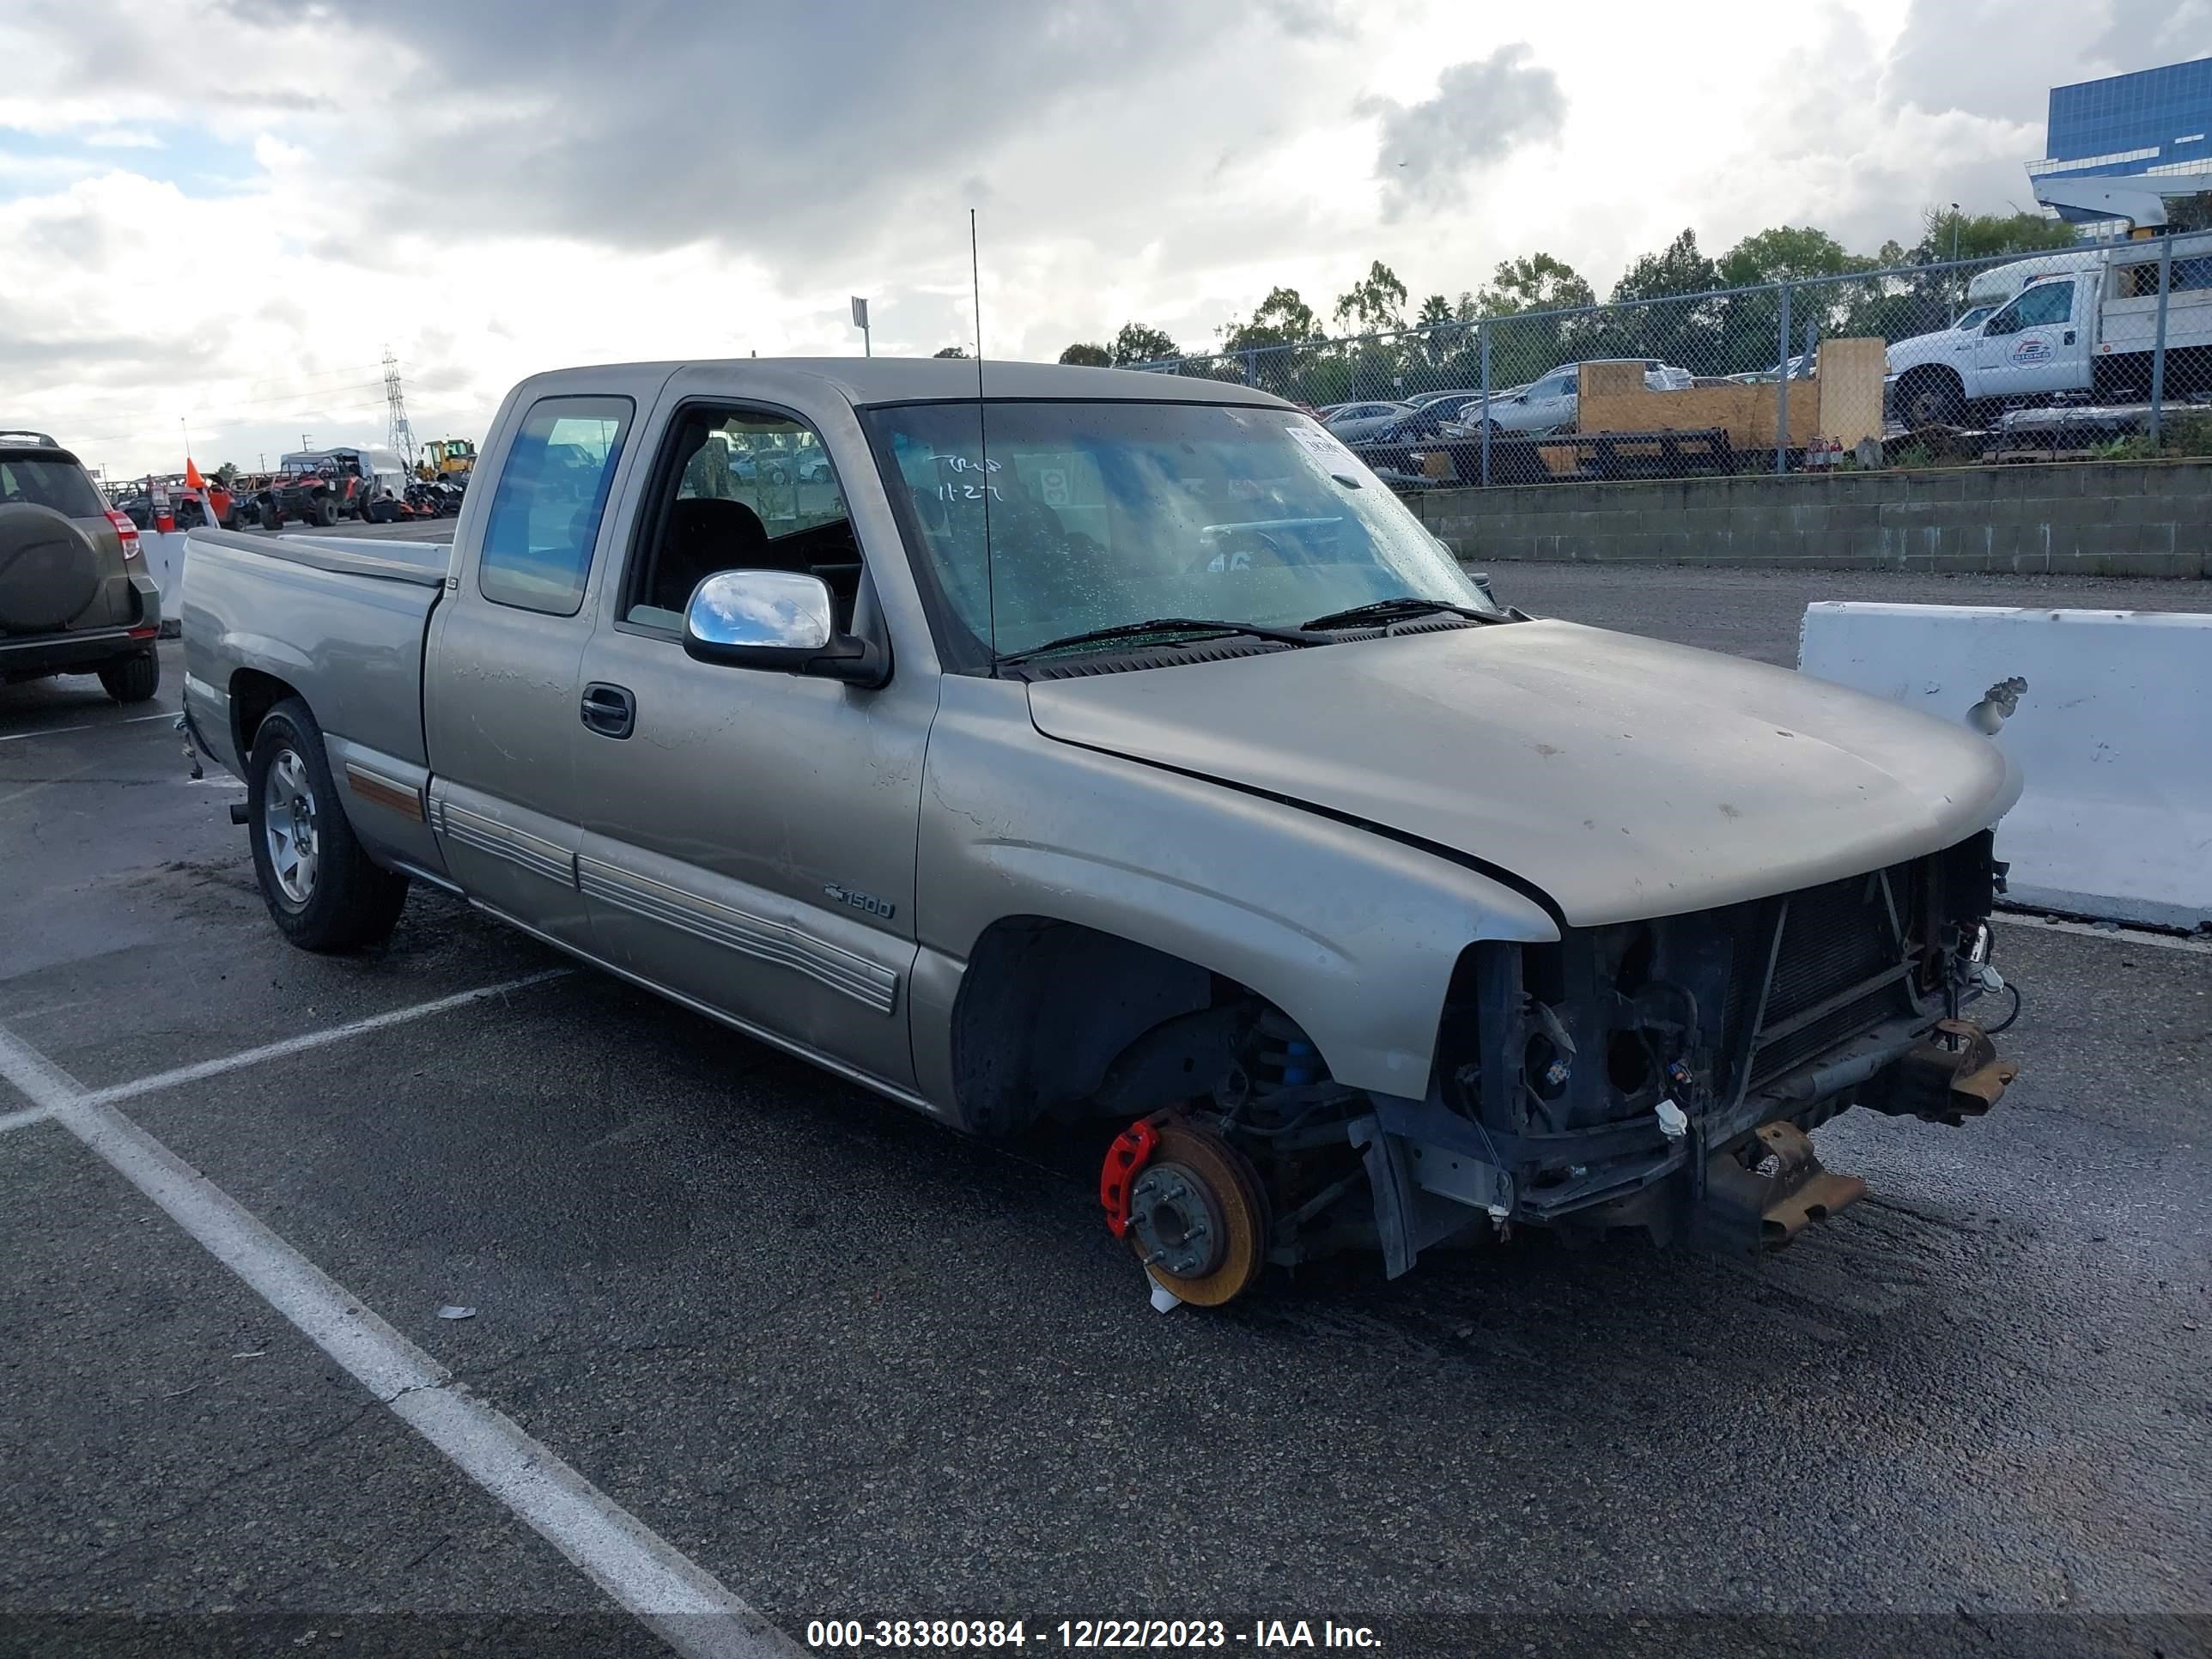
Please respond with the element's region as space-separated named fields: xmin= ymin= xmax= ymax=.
xmin=684 ymin=568 xmax=834 ymax=654
xmin=682 ymin=568 xmax=887 ymax=686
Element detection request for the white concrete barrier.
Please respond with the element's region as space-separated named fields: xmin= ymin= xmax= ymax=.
xmin=1799 ymin=603 xmax=2212 ymax=931
xmin=142 ymin=528 xmax=190 ymax=630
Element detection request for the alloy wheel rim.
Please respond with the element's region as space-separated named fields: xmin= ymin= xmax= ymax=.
xmin=264 ymin=748 xmax=319 ymax=905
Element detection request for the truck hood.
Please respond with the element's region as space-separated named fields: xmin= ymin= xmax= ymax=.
xmin=1024 ymin=620 xmax=2021 ymax=927
xmin=1884 ymin=328 xmax=1962 ymax=374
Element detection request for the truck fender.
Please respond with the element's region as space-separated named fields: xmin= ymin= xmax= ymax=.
xmin=911 ymin=717 xmax=1559 ymax=1127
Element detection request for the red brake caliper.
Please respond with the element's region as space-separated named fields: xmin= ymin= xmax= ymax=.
xmin=1099 ymin=1115 xmax=1164 ymax=1239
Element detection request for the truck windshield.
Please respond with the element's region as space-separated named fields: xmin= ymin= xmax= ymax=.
xmin=864 ymin=400 xmax=1495 ymax=666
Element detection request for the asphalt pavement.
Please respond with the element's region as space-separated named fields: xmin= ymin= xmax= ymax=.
xmin=2 ymin=566 xmax=2207 ymax=1659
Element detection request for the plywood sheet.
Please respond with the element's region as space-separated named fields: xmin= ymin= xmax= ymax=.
xmin=1577 ymin=345 xmax=1888 ymax=453
xmin=1814 ymin=337 xmax=1887 ymax=449
xmin=1578 ymin=365 xmax=1820 ymax=451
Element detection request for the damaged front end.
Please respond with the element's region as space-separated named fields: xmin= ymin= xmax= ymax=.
xmin=1412 ymin=830 xmax=2021 ymax=1264
xmin=1105 ymin=832 xmax=2023 ymax=1304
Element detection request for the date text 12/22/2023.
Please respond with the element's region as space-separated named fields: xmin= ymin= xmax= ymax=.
xmin=804 ymin=1619 xmax=1382 ymax=1650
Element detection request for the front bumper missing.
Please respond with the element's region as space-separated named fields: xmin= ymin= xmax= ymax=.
xmin=1363 ymin=1018 xmax=2019 ymax=1273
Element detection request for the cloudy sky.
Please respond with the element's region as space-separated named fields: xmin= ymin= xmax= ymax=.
xmin=3 ymin=0 xmax=2203 ymax=478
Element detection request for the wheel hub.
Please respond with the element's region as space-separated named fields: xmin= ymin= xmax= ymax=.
xmin=1128 ymin=1161 xmax=1225 ymax=1279
xmin=264 ymin=747 xmax=320 ymax=906
xmin=1103 ymin=1116 xmax=1270 ymax=1307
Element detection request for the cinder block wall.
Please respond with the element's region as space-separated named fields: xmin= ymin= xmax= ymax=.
xmin=1411 ymin=459 xmax=2212 ymax=577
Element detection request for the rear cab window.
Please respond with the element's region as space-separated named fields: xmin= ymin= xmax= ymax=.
xmin=477 ymin=396 xmax=634 ymax=615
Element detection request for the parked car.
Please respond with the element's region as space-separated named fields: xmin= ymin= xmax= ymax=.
xmin=0 ymin=429 xmax=162 ymax=702
xmin=182 ymin=357 xmax=2022 ymax=1309
xmin=1373 ymin=391 xmax=1496 ymax=441
xmin=1322 ymin=400 xmax=1417 ymax=441
xmin=1465 ymin=360 xmax=1692 ymax=437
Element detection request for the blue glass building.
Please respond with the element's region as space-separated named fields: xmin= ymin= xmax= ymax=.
xmin=2032 ymin=57 xmax=2212 ymax=219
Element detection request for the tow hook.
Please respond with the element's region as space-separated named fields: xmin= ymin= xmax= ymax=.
xmin=1697 ymin=1121 xmax=1868 ymax=1255
xmin=1861 ymin=1018 xmax=2020 ymax=1127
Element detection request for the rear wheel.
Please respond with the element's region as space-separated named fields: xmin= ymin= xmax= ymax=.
xmin=246 ymin=698 xmax=409 ymax=951
xmin=313 ymin=496 xmax=337 ymax=528
xmin=96 ymin=650 xmax=160 ymax=704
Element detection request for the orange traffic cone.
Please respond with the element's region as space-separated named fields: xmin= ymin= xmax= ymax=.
xmin=183 ymin=458 xmax=206 ymax=491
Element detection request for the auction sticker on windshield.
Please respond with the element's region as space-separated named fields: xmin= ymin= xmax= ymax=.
xmin=1285 ymin=422 xmax=1356 ymax=466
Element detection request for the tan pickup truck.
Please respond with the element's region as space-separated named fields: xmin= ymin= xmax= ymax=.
xmin=182 ymin=358 xmax=2023 ymax=1307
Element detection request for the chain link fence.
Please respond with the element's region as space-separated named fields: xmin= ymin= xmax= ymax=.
xmin=1133 ymin=234 xmax=2212 ymax=486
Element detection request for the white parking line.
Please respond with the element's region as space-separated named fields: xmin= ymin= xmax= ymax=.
xmin=0 ymin=708 xmax=177 ymax=744
xmin=0 ymin=1017 xmax=796 ymax=1659
xmin=87 ymin=969 xmax=574 ymax=1105
xmin=0 ymin=1105 xmax=49 ymax=1133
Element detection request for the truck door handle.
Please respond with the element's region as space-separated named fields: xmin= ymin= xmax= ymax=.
xmin=2063 ymin=331 xmax=2075 ymax=345
xmin=580 ymin=682 xmax=635 ymax=739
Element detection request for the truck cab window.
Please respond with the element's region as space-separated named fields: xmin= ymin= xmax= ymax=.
xmin=621 ymin=407 xmax=860 ymax=632
xmin=1984 ymin=282 xmax=2072 ymax=336
xmin=477 ymin=395 xmax=634 ymax=616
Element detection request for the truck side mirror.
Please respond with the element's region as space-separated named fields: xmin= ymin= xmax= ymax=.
xmin=682 ymin=568 xmax=888 ymax=687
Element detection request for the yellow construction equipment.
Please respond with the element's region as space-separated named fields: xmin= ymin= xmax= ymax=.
xmin=418 ymin=438 xmax=477 ymax=481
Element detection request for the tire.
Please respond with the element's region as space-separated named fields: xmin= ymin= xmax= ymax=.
xmin=245 ymin=698 xmax=409 ymax=951
xmin=1899 ymin=370 xmax=1966 ymax=429
xmin=0 ymin=504 xmax=102 ymax=633
xmin=261 ymin=503 xmax=283 ymax=531
xmin=313 ymin=496 xmax=337 ymax=528
xmin=96 ymin=650 xmax=160 ymax=704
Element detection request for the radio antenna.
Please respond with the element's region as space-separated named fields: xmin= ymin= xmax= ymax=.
xmin=971 ymin=207 xmax=998 ymax=669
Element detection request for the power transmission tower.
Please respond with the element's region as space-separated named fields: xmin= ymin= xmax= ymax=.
xmin=383 ymin=346 xmax=416 ymax=466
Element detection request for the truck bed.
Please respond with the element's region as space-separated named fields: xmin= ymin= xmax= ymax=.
xmin=181 ymin=527 xmax=447 ymax=775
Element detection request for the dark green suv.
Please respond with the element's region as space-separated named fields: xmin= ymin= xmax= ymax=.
xmin=0 ymin=431 xmax=163 ymax=702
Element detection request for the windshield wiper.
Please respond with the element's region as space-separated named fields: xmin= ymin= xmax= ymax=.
xmin=996 ymin=617 xmax=1316 ymax=665
xmin=1297 ymin=596 xmax=1500 ymax=631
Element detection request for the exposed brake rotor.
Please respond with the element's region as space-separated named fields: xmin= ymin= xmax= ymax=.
xmin=1124 ymin=1119 xmax=1270 ymax=1307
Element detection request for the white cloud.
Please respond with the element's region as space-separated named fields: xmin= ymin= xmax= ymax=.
xmin=82 ymin=127 xmax=163 ymax=149
xmin=0 ymin=0 xmax=2198 ymax=475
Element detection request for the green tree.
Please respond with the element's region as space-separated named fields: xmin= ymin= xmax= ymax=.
xmin=1332 ymin=260 xmax=1408 ymax=336
xmin=1610 ymin=228 xmax=1717 ymax=302
xmin=1057 ymin=342 xmax=1110 ymax=367
xmin=1715 ymin=225 xmax=1863 ymax=288
xmin=1601 ymin=228 xmax=1728 ymax=372
xmin=1218 ymin=286 xmax=1324 ymax=353
xmin=1468 ymin=253 xmax=1597 ymax=387
xmin=213 ymin=461 xmax=239 ymax=487
xmin=1413 ymin=291 xmax=1478 ymax=369
xmin=2168 ymin=192 xmax=2212 ymax=232
xmin=1700 ymin=227 xmax=1856 ymax=376
xmin=933 ymin=345 xmax=969 ymax=359
xmin=1915 ymin=207 xmax=2079 ymax=264
xmin=1474 ymin=252 xmax=1595 ymax=316
xmin=1110 ymin=322 xmax=1181 ymax=365
xmin=1216 ymin=287 xmax=1332 ymax=398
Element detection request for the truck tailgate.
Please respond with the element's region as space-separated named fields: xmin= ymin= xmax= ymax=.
xmin=181 ymin=527 xmax=447 ymax=773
